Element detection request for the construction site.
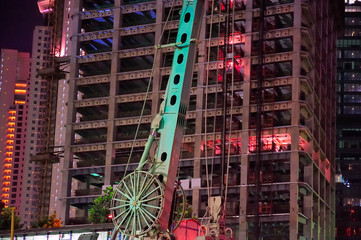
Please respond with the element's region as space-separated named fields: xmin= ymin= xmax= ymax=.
xmin=26 ymin=0 xmax=344 ymax=239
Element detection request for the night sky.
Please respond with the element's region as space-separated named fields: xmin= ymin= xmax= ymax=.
xmin=0 ymin=0 xmax=45 ymax=53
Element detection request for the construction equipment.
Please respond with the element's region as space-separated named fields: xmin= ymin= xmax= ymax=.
xmin=109 ymin=0 xmax=233 ymax=239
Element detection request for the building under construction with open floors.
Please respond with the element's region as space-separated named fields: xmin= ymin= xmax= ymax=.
xmin=56 ymin=0 xmax=343 ymax=239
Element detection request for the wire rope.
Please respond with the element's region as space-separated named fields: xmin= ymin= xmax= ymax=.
xmin=210 ymin=0 xmax=223 ymax=194
xmin=204 ymin=0 xmax=218 ymax=201
xmin=123 ymin=0 xmax=178 ymax=178
xmin=223 ymin=0 xmax=237 ymax=218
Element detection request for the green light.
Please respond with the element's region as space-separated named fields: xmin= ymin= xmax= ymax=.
xmin=90 ymin=173 xmax=100 ymax=177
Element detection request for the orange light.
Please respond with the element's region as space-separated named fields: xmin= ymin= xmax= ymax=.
xmin=3 ymin=176 xmax=10 ymax=180
xmin=6 ymin=135 xmax=14 ymax=140
xmin=5 ymin=140 xmax=14 ymax=145
xmin=9 ymin=111 xmax=16 ymax=115
xmin=4 ymin=170 xmax=11 ymax=174
xmin=15 ymin=83 xmax=27 ymax=88
xmin=4 ymin=164 xmax=12 ymax=168
xmin=5 ymin=146 xmax=13 ymax=150
xmin=8 ymin=117 xmax=15 ymax=121
xmin=1 ymin=194 xmax=9 ymax=198
xmin=15 ymin=89 xmax=26 ymax=94
xmin=5 ymin=152 xmax=13 ymax=156
xmin=5 ymin=158 xmax=12 ymax=162
xmin=7 ymin=128 xmax=14 ymax=133
xmin=3 ymin=200 xmax=9 ymax=204
xmin=3 ymin=182 xmax=10 ymax=186
xmin=8 ymin=122 xmax=15 ymax=127
xmin=14 ymin=100 xmax=26 ymax=104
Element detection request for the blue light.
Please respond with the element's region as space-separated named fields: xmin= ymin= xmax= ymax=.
xmin=150 ymin=10 xmax=156 ymax=18
xmin=93 ymin=39 xmax=108 ymax=46
xmin=94 ymin=17 xmax=106 ymax=22
xmin=135 ymin=11 xmax=144 ymax=16
xmin=90 ymin=43 xmax=98 ymax=50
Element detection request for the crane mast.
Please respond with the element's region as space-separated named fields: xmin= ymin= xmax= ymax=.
xmin=110 ymin=0 xmax=232 ymax=239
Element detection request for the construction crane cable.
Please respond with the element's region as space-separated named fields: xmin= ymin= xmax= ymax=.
xmin=255 ymin=0 xmax=265 ymax=239
xmin=220 ymin=0 xmax=231 ymax=198
xmin=123 ymin=0 xmax=178 ymax=178
xmin=223 ymin=0 xmax=237 ymax=219
xmin=204 ymin=0 xmax=217 ymax=200
xmin=209 ymin=0 xmax=224 ymax=192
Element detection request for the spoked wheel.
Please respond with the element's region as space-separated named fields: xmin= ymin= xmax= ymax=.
xmin=169 ymin=182 xmax=186 ymax=233
xmin=110 ymin=171 xmax=164 ymax=237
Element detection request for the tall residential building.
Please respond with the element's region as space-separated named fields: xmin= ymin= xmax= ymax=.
xmin=20 ymin=26 xmax=54 ymax=227
xmin=0 ymin=49 xmax=30 ymax=211
xmin=336 ymin=0 xmax=361 ymax=239
xmin=20 ymin=0 xmax=71 ymax=226
xmin=57 ymin=0 xmax=343 ymax=239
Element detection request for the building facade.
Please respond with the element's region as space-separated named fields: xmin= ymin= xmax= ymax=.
xmin=336 ymin=0 xmax=361 ymax=239
xmin=20 ymin=26 xmax=56 ymax=227
xmin=0 ymin=49 xmax=30 ymax=212
xmin=57 ymin=0 xmax=342 ymax=239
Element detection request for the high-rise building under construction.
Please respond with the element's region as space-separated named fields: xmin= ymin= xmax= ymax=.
xmin=54 ymin=0 xmax=344 ymax=239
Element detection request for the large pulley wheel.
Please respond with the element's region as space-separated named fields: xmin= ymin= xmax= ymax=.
xmin=110 ymin=171 xmax=164 ymax=237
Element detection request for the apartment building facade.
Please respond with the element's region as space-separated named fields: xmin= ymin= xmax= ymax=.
xmin=0 ymin=49 xmax=30 ymax=213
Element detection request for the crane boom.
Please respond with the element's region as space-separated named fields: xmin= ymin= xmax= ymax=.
xmin=110 ymin=0 xmax=204 ymax=238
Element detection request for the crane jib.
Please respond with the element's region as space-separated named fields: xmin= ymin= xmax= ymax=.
xmin=110 ymin=0 xmax=205 ymax=238
xmin=150 ymin=0 xmax=205 ymax=232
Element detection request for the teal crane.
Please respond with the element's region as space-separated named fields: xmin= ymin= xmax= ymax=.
xmin=109 ymin=0 xmax=233 ymax=239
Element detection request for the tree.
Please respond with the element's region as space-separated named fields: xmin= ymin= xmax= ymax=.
xmin=0 ymin=207 xmax=22 ymax=230
xmin=31 ymin=213 xmax=63 ymax=228
xmin=89 ymin=186 xmax=114 ymax=224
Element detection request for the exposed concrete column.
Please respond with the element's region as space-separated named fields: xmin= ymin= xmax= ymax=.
xmin=313 ymin=170 xmax=320 ymax=239
xmin=320 ymin=202 xmax=325 ymax=240
xmin=303 ymin=164 xmax=313 ymax=239
xmin=104 ymin=0 xmax=122 ymax=187
xmin=289 ymin=1 xmax=303 ymax=238
xmin=59 ymin=0 xmax=82 ymax=224
xmin=239 ymin=1 xmax=253 ymax=238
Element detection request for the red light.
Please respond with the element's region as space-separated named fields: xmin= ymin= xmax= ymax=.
xmin=108 ymin=214 xmax=112 ymax=219
xmin=346 ymin=227 xmax=351 ymax=237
